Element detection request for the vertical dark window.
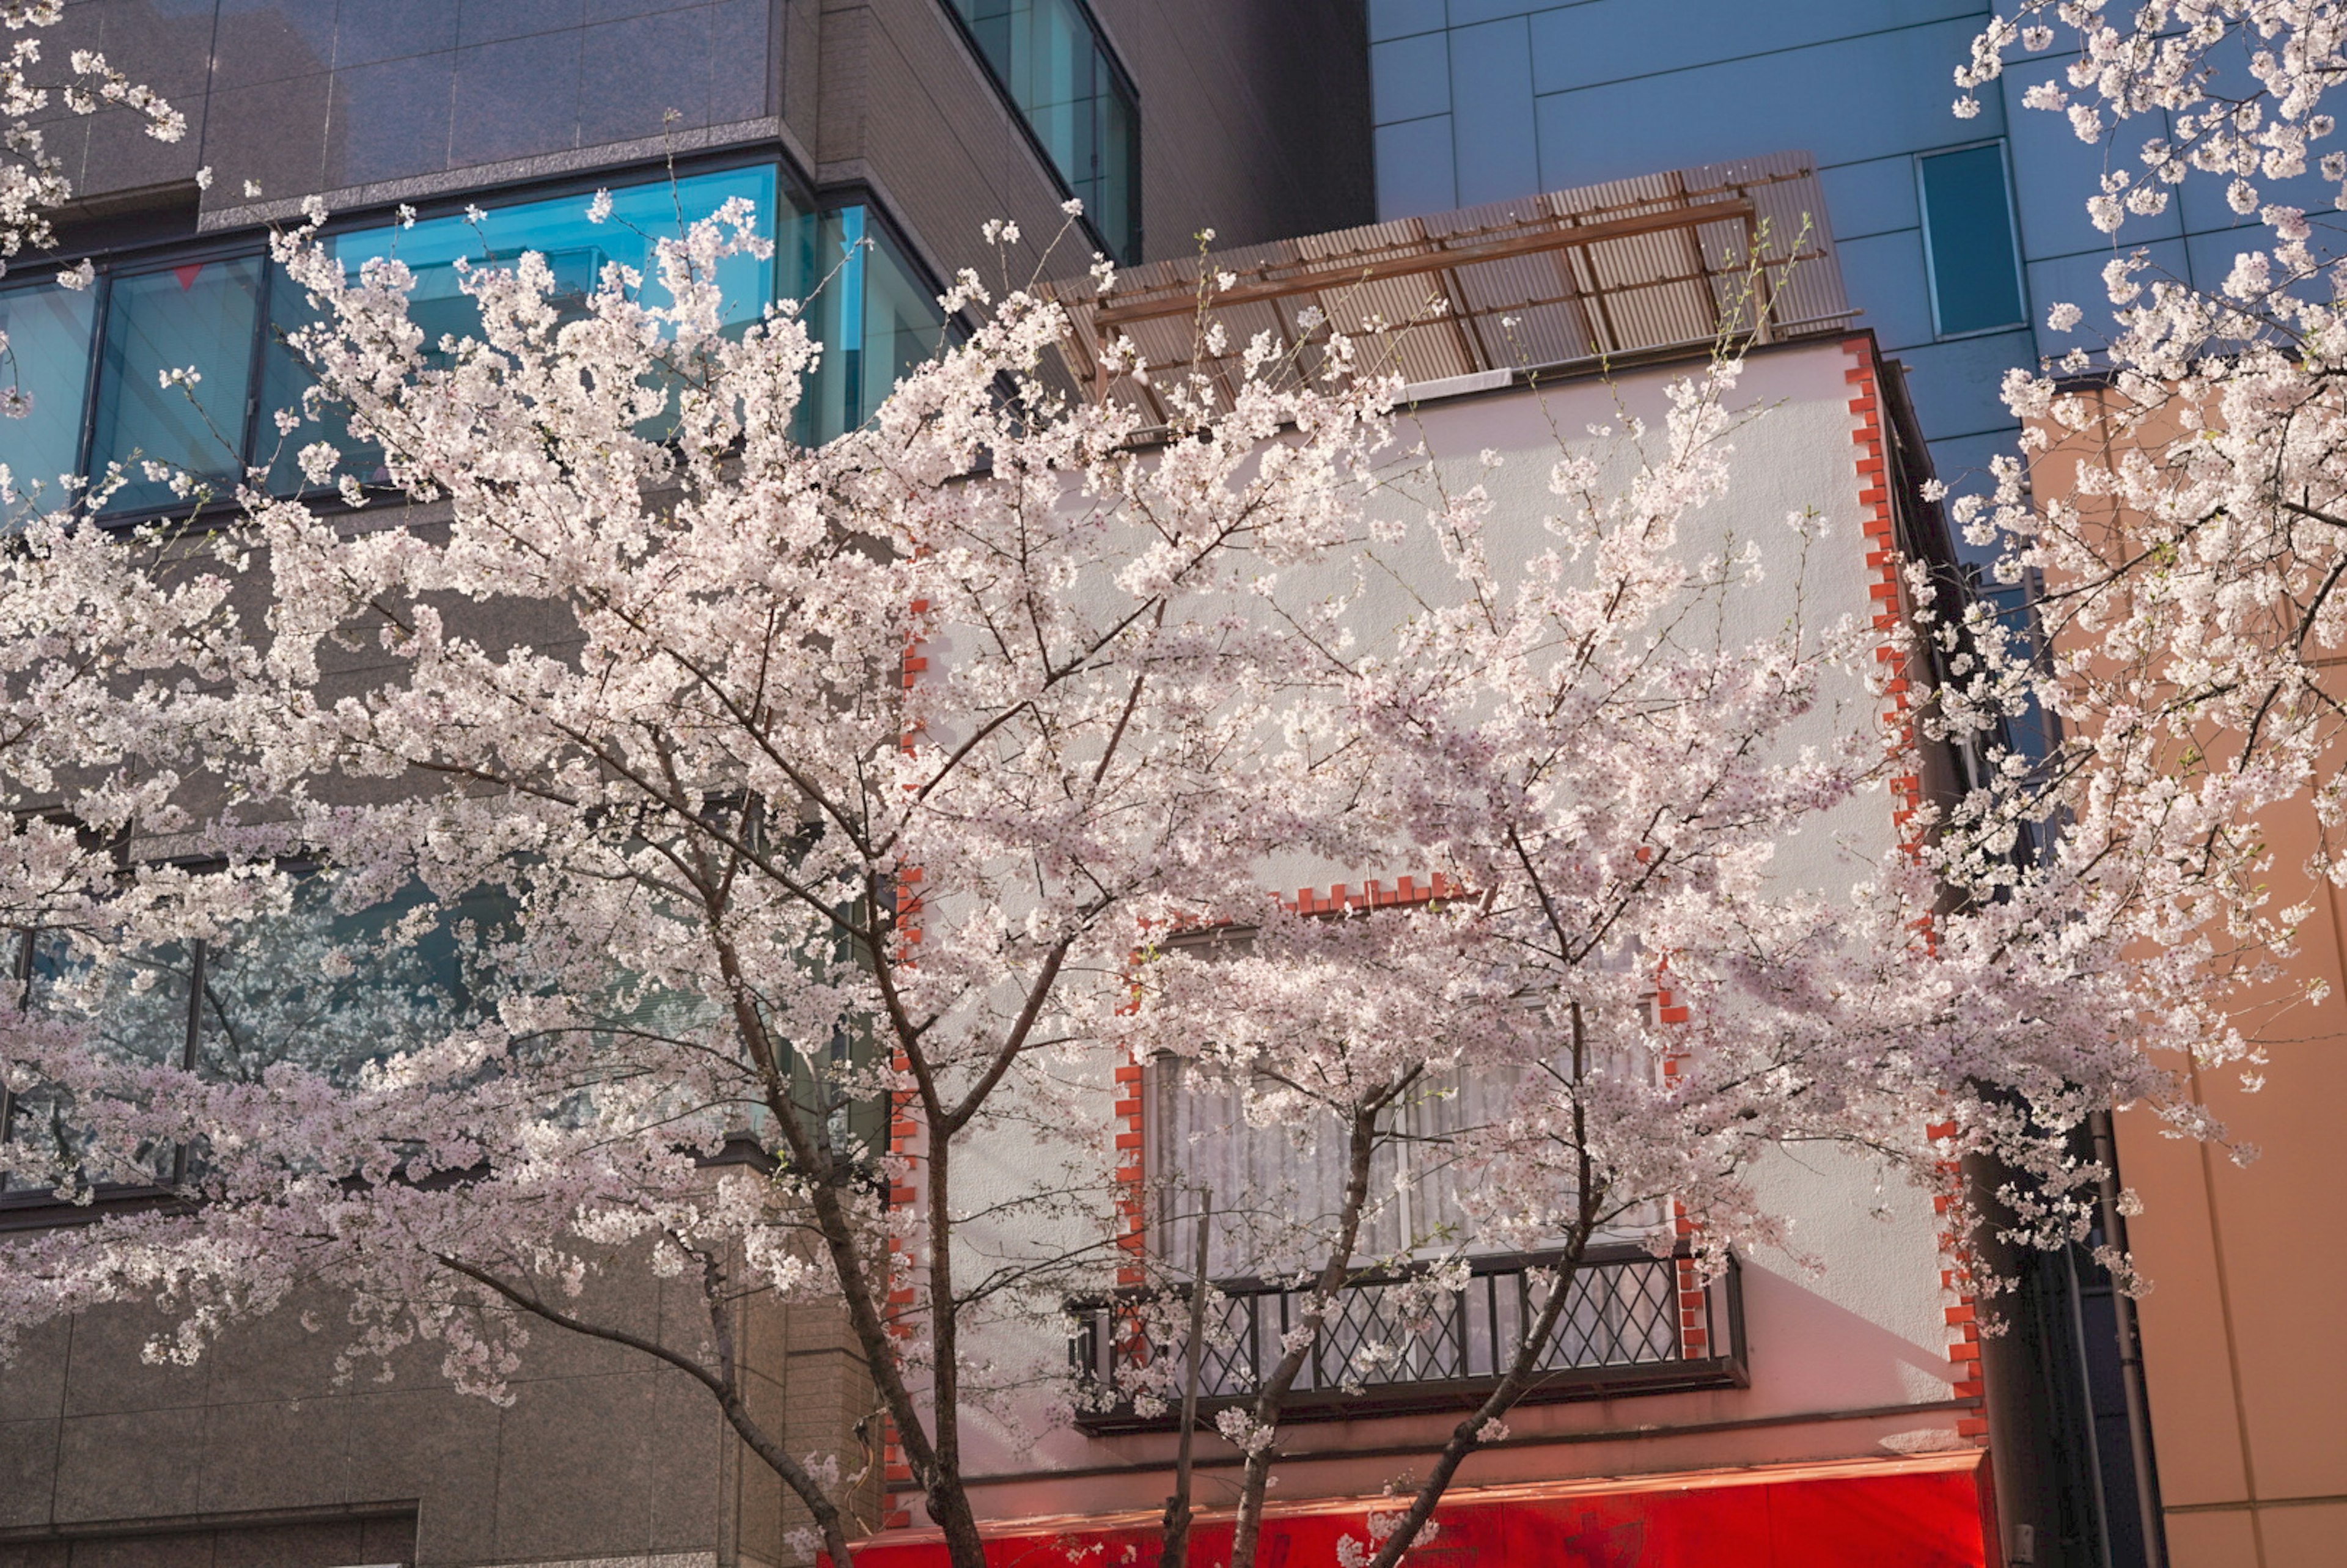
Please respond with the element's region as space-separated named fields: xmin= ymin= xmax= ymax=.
xmin=950 ymin=0 xmax=1142 ymax=262
xmin=1917 ymin=142 xmax=2027 ymax=338
xmin=90 ymin=257 xmax=265 ymax=513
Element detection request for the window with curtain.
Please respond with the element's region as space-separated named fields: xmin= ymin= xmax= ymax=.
xmin=1147 ymin=1055 xmax=1539 ymax=1279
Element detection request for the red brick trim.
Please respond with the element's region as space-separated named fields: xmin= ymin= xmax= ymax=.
xmin=1845 ymin=337 xmax=1984 ymax=1449
xmin=880 ymin=599 xmax=933 ymax=1529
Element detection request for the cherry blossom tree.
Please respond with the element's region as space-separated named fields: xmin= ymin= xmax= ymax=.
xmin=0 ymin=2 xmax=202 ymax=979
xmin=1927 ymin=5 xmax=2347 ymax=1136
xmin=0 ymin=0 xmax=184 ymax=265
xmin=0 ymin=188 xmax=2203 ymax=1568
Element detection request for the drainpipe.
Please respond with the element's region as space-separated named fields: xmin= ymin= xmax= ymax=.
xmin=2090 ymin=1107 xmax=2169 ymax=1568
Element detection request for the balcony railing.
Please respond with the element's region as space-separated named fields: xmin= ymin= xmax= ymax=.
xmin=1068 ymin=1244 xmax=1746 ymax=1435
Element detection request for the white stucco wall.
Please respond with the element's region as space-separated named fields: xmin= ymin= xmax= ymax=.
xmin=918 ymin=336 xmax=1963 ymax=1520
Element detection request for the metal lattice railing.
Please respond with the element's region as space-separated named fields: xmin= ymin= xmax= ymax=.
xmin=1068 ymin=1244 xmax=1745 ymax=1434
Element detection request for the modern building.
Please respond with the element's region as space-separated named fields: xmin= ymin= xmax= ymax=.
xmin=855 ymin=158 xmax=2035 ymax=1568
xmin=0 ymin=0 xmax=1372 ymax=522
xmin=2025 ymin=391 xmax=2347 ymax=1568
xmin=0 ymin=4 xmax=1368 ymax=1566
xmin=0 ymin=7 xmax=2208 ymax=1568
xmin=1364 ymin=0 xmax=2326 ymax=548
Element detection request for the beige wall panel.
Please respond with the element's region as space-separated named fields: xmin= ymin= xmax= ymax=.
xmin=490 ymin=1371 xmax=664 ymax=1561
xmin=2161 ymin=1506 xmax=2264 ymax=1567
xmin=2247 ymin=1500 xmax=2347 ymax=1567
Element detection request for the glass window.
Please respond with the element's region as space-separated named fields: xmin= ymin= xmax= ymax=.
xmin=4 ymin=163 xmax=947 ymax=514
xmin=951 ymin=0 xmax=1141 ymax=262
xmin=191 ymin=876 xmax=516 ymax=1087
xmin=89 ymin=257 xmax=264 ymax=513
xmin=786 ymin=206 xmax=949 ymax=442
xmin=9 ymin=929 xmax=196 ymax=1186
xmin=0 ymin=279 xmax=98 ymax=521
xmin=0 ymin=873 xmax=520 ymax=1193
xmin=1918 ymin=142 xmax=2027 ymax=339
xmin=261 ymin=167 xmax=786 ymax=490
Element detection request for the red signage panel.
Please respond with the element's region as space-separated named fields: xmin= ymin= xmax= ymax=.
xmin=847 ymin=1453 xmax=1996 ymax=1568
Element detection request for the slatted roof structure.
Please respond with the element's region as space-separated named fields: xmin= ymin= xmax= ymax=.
xmin=1043 ymin=152 xmax=1854 ymax=422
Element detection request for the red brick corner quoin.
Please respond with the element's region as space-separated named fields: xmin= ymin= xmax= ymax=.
xmin=1844 ymin=336 xmax=1984 ymax=1448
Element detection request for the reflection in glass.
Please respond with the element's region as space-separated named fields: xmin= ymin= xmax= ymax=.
xmin=0 ymin=279 xmax=97 ymax=521
xmin=89 ymin=257 xmax=263 ymax=513
xmin=787 ymin=207 xmax=949 ymax=443
xmin=193 ymin=877 xmax=515 ymax=1087
xmin=951 ymin=0 xmax=1140 ymax=262
xmin=20 ymin=931 xmax=195 ymax=1184
xmin=0 ymin=876 xmax=518 ymax=1193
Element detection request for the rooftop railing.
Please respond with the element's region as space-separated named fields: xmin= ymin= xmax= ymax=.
xmin=1046 ymin=151 xmax=1852 ymax=425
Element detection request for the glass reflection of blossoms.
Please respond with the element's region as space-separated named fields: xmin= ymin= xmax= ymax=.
xmin=1 ymin=874 xmax=512 ymax=1191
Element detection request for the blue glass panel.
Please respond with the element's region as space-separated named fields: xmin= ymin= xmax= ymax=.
xmin=0 ymin=279 xmax=97 ymax=519
xmin=1449 ymin=20 xmax=1538 ymax=207
xmin=951 ymin=0 xmax=1141 ymax=262
xmin=90 ymin=257 xmax=263 ymax=513
xmin=1893 ymin=329 xmax=2037 ymax=444
xmin=1834 ymin=228 xmax=1936 ymax=351
xmin=1919 ymin=143 xmax=2027 ymax=337
xmin=1376 ymin=114 xmax=1457 ymax=220
xmin=1372 ymin=31 xmax=1450 ymax=126
xmin=788 ymin=206 xmax=947 ymax=444
xmin=195 ymin=875 xmax=517 ymax=1086
xmin=1367 ymin=0 xmax=1447 ymax=42
xmin=263 ymin=166 xmax=782 ymax=491
xmin=1531 ymin=16 xmax=2004 ymax=192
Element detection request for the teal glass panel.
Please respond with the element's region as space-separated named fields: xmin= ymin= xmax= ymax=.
xmin=262 ymin=166 xmax=785 ymax=492
xmin=1919 ymin=144 xmax=2026 ymax=338
xmin=18 ymin=931 xmax=194 ymax=1185
xmin=788 ymin=206 xmax=948 ymax=444
xmin=195 ymin=875 xmax=517 ymax=1087
xmin=89 ymin=257 xmax=263 ymax=513
xmin=0 ymin=279 xmax=97 ymax=520
xmin=952 ymin=0 xmax=1141 ymax=261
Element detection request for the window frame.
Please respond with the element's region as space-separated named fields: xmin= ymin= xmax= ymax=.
xmin=84 ymin=242 xmax=277 ymax=515
xmin=1914 ymin=137 xmax=2031 ymax=342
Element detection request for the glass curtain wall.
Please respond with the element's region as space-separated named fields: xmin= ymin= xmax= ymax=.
xmin=950 ymin=0 xmax=1140 ymax=262
xmin=784 ymin=205 xmax=952 ymax=443
xmin=0 ymin=165 xmax=950 ymax=523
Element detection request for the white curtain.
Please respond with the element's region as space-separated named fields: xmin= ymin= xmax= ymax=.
xmin=1147 ymin=1057 xmax=1534 ymax=1278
